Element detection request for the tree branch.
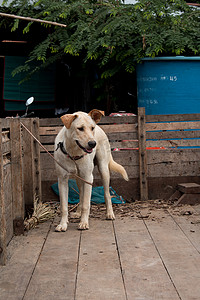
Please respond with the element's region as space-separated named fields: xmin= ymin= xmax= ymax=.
xmin=0 ymin=12 xmax=67 ymax=27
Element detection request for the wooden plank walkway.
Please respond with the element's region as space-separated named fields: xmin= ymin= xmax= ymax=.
xmin=0 ymin=205 xmax=200 ymax=300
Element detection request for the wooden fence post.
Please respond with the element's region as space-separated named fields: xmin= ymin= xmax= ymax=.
xmin=0 ymin=120 xmax=7 ymax=265
xmin=10 ymin=118 xmax=24 ymax=235
xmin=138 ymin=107 xmax=148 ymax=201
xmin=21 ymin=118 xmax=41 ymax=208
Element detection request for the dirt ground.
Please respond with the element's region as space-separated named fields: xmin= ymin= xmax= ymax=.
xmin=67 ymin=199 xmax=200 ymax=223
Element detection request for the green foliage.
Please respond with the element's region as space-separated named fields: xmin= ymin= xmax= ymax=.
xmin=1 ymin=0 xmax=200 ymax=78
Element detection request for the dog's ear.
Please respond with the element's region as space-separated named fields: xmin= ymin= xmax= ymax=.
xmin=88 ymin=109 xmax=105 ymax=124
xmin=60 ymin=114 xmax=77 ymax=129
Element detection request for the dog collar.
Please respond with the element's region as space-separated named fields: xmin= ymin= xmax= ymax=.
xmin=56 ymin=142 xmax=85 ymax=161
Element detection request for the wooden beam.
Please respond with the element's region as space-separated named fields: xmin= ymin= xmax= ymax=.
xmin=138 ymin=107 xmax=148 ymax=201
xmin=10 ymin=119 xmax=24 ymax=235
xmin=21 ymin=118 xmax=41 ymax=208
xmin=0 ymin=120 xmax=7 ymax=265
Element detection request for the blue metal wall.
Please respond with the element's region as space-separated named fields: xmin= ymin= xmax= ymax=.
xmin=3 ymin=56 xmax=56 ymax=111
xmin=137 ymin=57 xmax=200 ymax=115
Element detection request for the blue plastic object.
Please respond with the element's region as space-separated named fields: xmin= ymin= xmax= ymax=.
xmin=137 ymin=57 xmax=200 ymax=115
xmin=51 ymin=180 xmax=125 ymax=204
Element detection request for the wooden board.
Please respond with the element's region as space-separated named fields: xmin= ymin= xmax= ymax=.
xmin=0 ymin=222 xmax=52 ymax=299
xmin=138 ymin=107 xmax=148 ymax=200
xmin=146 ymin=113 xmax=200 ymax=123
xmin=22 ymin=119 xmax=42 ymax=207
xmin=75 ymin=219 xmax=126 ymax=300
xmin=0 ymin=120 xmax=7 ymax=265
xmin=144 ymin=210 xmax=200 ymax=300
xmin=1 ymin=210 xmax=200 ymax=298
xmin=178 ymin=183 xmax=200 ymax=194
xmin=146 ymin=139 xmax=200 ymax=148
xmin=100 ymin=123 xmax=137 ymax=134
xmin=147 ymin=129 xmax=200 ymax=140
xmin=114 ymin=218 xmax=180 ymax=300
xmin=4 ymin=164 xmax=13 ymax=245
xmin=147 ymin=149 xmax=200 ymax=177
xmin=146 ymin=121 xmax=200 ymax=132
xmin=10 ymin=119 xmax=24 ymax=224
xmin=168 ymin=211 xmax=200 ymax=253
xmin=23 ymin=220 xmax=80 ymax=300
xmin=39 ymin=116 xmax=137 ymax=127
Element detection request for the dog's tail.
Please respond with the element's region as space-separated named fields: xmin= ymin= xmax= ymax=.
xmin=109 ymin=156 xmax=129 ymax=181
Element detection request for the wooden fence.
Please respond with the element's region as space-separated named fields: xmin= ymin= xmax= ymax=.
xmin=39 ymin=108 xmax=200 ymax=202
xmin=0 ymin=118 xmax=41 ymax=265
xmin=1 ymin=109 xmax=200 ymax=264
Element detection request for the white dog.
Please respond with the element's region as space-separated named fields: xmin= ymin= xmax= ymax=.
xmin=54 ymin=109 xmax=128 ymax=231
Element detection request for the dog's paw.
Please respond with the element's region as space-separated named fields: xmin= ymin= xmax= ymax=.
xmin=106 ymin=211 xmax=115 ymax=220
xmin=55 ymin=223 xmax=68 ymax=232
xmin=70 ymin=211 xmax=81 ymax=219
xmin=78 ymin=221 xmax=89 ymax=230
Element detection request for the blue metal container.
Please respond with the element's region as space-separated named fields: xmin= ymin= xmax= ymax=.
xmin=137 ymin=57 xmax=200 ymax=115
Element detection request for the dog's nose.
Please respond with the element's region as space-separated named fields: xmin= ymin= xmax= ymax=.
xmin=88 ymin=140 xmax=96 ymax=149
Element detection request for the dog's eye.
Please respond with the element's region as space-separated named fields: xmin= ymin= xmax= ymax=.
xmin=78 ymin=127 xmax=84 ymax=132
xmin=91 ymin=127 xmax=95 ymax=131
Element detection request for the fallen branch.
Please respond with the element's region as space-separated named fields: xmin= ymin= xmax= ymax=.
xmin=0 ymin=12 xmax=67 ymax=27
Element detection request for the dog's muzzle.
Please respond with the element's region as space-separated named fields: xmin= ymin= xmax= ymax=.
xmin=76 ymin=140 xmax=96 ymax=153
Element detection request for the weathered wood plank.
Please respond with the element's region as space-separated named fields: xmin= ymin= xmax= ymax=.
xmin=168 ymin=211 xmax=200 ymax=253
xmin=0 ymin=120 xmax=7 ymax=265
xmin=40 ymin=123 xmax=137 ymax=135
xmin=39 ymin=118 xmax=62 ymax=126
xmin=32 ymin=119 xmax=42 ymax=202
xmin=100 ymin=115 xmax=137 ymax=124
xmin=42 ymin=138 xmax=200 ymax=151
xmin=147 ymin=148 xmax=200 ymax=164
xmin=144 ymin=211 xmax=200 ymax=300
xmin=146 ymin=113 xmax=200 ymax=123
xmin=22 ymin=118 xmax=42 ymax=207
xmin=39 ymin=126 xmax=62 ymax=135
xmin=147 ymin=130 xmax=200 ymax=140
xmin=148 ymin=161 xmax=200 ymax=177
xmin=138 ymin=107 xmax=148 ymax=200
xmin=178 ymin=183 xmax=200 ymax=194
xmin=146 ymin=121 xmax=200 ymax=132
xmin=40 ymin=150 xmax=138 ymax=168
xmin=2 ymin=140 xmax=11 ymax=154
xmin=4 ymin=164 xmax=13 ymax=245
xmin=107 ymin=131 xmax=138 ymax=141
xmin=2 ymin=118 xmax=11 ymax=129
xmin=41 ymin=164 xmax=139 ymax=182
xmin=39 ymin=116 xmax=137 ymax=127
xmin=24 ymin=220 xmax=80 ymax=300
xmin=76 ymin=219 xmax=126 ymax=300
xmin=146 ymin=139 xmax=200 ymax=148
xmin=100 ymin=123 xmax=137 ymax=134
xmin=175 ymin=194 xmax=200 ymax=205
xmin=10 ymin=119 xmax=24 ymax=233
xmin=40 ymin=135 xmax=57 ymax=144
xmin=22 ymin=119 xmax=34 ymax=207
xmin=43 ymin=140 xmax=139 ymax=152
xmin=114 ymin=218 xmax=180 ymax=300
xmin=0 ymin=222 xmax=52 ymax=299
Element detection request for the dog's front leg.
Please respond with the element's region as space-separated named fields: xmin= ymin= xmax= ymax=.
xmin=55 ymin=176 xmax=69 ymax=232
xmin=78 ymin=175 xmax=93 ymax=230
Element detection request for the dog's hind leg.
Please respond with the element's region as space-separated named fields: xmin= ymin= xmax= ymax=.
xmin=98 ymin=164 xmax=115 ymax=220
xmin=55 ymin=176 xmax=69 ymax=232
